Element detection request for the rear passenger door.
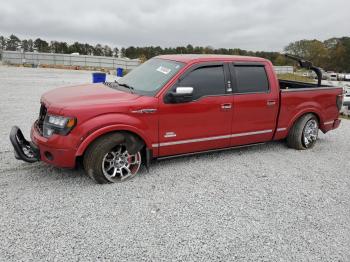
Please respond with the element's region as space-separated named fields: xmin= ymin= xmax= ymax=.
xmin=230 ymin=62 xmax=279 ymax=146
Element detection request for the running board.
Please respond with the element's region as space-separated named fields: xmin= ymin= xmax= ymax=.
xmin=156 ymin=142 xmax=265 ymax=161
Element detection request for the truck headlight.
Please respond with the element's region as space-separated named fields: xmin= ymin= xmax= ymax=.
xmin=43 ymin=114 xmax=76 ymax=137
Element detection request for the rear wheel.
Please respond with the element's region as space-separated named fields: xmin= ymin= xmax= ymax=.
xmin=83 ymin=133 xmax=142 ymax=184
xmin=287 ymin=114 xmax=319 ymax=150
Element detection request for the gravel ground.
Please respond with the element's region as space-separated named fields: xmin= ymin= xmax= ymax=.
xmin=1 ymin=66 xmax=350 ymax=261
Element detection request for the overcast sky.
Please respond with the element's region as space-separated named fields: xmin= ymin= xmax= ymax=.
xmin=0 ymin=0 xmax=349 ymax=51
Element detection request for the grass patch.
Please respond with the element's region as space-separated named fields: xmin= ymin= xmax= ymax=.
xmin=340 ymin=114 xmax=350 ymax=120
xmin=278 ymin=73 xmax=315 ymax=83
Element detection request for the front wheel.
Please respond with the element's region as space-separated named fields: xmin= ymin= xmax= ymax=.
xmin=287 ymin=114 xmax=319 ymax=150
xmin=83 ymin=133 xmax=142 ymax=184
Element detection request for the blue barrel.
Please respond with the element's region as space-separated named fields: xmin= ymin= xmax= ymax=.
xmin=116 ymin=67 xmax=123 ymax=77
xmin=92 ymin=72 xmax=106 ymax=83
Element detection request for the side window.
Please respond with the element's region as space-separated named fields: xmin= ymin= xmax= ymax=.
xmin=179 ymin=65 xmax=226 ymax=100
xmin=234 ymin=66 xmax=269 ymax=93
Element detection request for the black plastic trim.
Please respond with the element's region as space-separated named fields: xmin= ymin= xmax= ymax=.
xmin=156 ymin=142 xmax=265 ymax=160
xmin=9 ymin=126 xmax=40 ymax=163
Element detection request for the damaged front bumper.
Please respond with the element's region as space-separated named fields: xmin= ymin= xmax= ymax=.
xmin=9 ymin=126 xmax=40 ymax=163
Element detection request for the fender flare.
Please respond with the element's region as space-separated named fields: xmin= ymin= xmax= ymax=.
xmin=75 ymin=124 xmax=152 ymax=156
xmin=287 ymin=108 xmax=323 ymax=131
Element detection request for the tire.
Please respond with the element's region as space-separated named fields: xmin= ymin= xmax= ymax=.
xmin=83 ymin=133 xmax=142 ymax=184
xmin=287 ymin=113 xmax=319 ymax=150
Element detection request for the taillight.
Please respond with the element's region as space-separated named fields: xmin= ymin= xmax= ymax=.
xmin=336 ymin=94 xmax=344 ymax=111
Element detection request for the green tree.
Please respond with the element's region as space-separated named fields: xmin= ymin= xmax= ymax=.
xmin=6 ymin=34 xmax=21 ymax=51
xmin=68 ymin=42 xmax=84 ymax=54
xmin=34 ymin=38 xmax=49 ymax=52
xmin=50 ymin=41 xmax=61 ymax=53
xmin=93 ymin=44 xmax=103 ymax=56
xmin=120 ymin=47 xmax=126 ymax=57
xmin=0 ymin=36 xmax=6 ymax=50
xmin=85 ymin=44 xmax=94 ymax=55
xmin=21 ymin=40 xmax=30 ymax=51
xmin=203 ymin=46 xmax=214 ymax=54
xmin=186 ymin=44 xmax=194 ymax=53
xmin=125 ymin=46 xmax=136 ymax=58
xmin=193 ymin=46 xmax=204 ymax=54
xmin=273 ymin=54 xmax=288 ymax=66
xmin=27 ymin=39 xmax=34 ymax=52
xmin=60 ymin=42 xmax=69 ymax=54
xmin=284 ymin=39 xmax=328 ymax=67
xmin=330 ymin=37 xmax=350 ymax=72
xmin=113 ymin=47 xmax=119 ymax=57
xmin=103 ymin=45 xmax=113 ymax=56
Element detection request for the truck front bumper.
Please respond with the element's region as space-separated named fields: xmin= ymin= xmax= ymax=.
xmin=9 ymin=126 xmax=40 ymax=163
xmin=9 ymin=124 xmax=77 ymax=168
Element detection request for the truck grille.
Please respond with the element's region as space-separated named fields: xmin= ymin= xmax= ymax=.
xmin=37 ymin=104 xmax=47 ymax=133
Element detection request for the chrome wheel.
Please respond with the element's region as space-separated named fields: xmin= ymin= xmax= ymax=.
xmin=102 ymin=145 xmax=141 ymax=183
xmin=303 ymin=119 xmax=318 ymax=147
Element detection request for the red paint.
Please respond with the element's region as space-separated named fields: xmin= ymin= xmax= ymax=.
xmin=28 ymin=55 xmax=342 ymax=168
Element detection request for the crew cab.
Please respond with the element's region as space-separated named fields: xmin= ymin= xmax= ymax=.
xmin=10 ymin=54 xmax=343 ymax=184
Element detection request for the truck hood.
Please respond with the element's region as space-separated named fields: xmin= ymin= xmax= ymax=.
xmin=41 ymin=83 xmax=141 ymax=113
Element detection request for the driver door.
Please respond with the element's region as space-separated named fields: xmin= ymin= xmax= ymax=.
xmin=157 ymin=63 xmax=233 ymax=157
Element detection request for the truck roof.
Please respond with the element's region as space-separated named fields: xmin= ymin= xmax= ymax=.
xmin=156 ymin=54 xmax=269 ymax=64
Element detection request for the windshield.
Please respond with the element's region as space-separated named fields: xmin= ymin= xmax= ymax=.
xmin=117 ymin=58 xmax=184 ymax=96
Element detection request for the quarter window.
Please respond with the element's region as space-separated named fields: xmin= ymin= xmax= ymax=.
xmin=234 ymin=66 xmax=269 ymax=93
xmin=179 ymin=65 xmax=226 ymax=100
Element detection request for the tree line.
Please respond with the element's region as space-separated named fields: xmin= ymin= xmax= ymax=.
xmin=1 ymin=34 xmax=349 ymax=72
xmin=284 ymin=37 xmax=350 ymax=73
xmin=0 ymin=35 xmax=117 ymax=57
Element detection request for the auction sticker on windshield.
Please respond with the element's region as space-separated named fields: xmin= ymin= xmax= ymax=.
xmin=156 ymin=66 xmax=171 ymax=75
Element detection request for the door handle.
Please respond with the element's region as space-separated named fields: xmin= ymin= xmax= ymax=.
xmin=221 ymin=103 xmax=232 ymax=110
xmin=267 ymin=100 xmax=276 ymax=106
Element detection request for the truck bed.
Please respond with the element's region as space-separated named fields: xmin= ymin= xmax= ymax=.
xmin=275 ymin=80 xmax=343 ymax=139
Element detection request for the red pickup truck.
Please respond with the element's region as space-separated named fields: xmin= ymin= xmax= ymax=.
xmin=10 ymin=54 xmax=343 ymax=184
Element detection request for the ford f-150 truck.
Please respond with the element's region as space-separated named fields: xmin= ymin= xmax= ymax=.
xmin=10 ymin=54 xmax=343 ymax=184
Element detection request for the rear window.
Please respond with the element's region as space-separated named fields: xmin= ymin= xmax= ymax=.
xmin=234 ymin=66 xmax=269 ymax=93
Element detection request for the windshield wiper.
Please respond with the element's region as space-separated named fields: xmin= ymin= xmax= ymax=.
xmin=115 ymin=80 xmax=135 ymax=94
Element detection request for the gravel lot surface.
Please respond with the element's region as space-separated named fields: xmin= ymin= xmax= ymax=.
xmin=1 ymin=66 xmax=350 ymax=261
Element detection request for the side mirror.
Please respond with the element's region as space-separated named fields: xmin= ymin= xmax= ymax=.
xmin=166 ymin=87 xmax=194 ymax=103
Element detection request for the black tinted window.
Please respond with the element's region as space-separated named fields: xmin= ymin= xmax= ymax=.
xmin=235 ymin=66 xmax=269 ymax=93
xmin=179 ymin=66 xmax=225 ymax=100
